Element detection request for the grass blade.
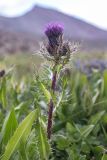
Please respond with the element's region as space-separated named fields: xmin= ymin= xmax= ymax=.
xmin=2 ymin=109 xmax=38 ymax=160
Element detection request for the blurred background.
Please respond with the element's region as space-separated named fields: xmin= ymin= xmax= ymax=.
xmin=0 ymin=0 xmax=107 ymax=77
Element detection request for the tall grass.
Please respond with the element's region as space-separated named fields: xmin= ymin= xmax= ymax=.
xmin=0 ymin=59 xmax=107 ymax=159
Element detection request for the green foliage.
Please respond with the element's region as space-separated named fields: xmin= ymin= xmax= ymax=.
xmin=0 ymin=60 xmax=107 ymax=159
xmin=1 ymin=108 xmax=18 ymax=145
xmin=1 ymin=110 xmax=38 ymax=160
xmin=36 ymin=117 xmax=51 ymax=160
xmin=40 ymin=82 xmax=51 ymax=102
xmin=0 ymin=77 xmax=7 ymax=108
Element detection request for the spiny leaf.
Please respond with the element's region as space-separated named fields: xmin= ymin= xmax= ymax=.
xmin=36 ymin=117 xmax=51 ymax=160
xmin=40 ymin=82 xmax=51 ymax=102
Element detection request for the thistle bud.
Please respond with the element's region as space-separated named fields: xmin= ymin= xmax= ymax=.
xmin=45 ymin=23 xmax=64 ymax=48
xmin=41 ymin=23 xmax=77 ymax=64
xmin=46 ymin=45 xmax=54 ymax=56
xmin=60 ymin=42 xmax=70 ymax=56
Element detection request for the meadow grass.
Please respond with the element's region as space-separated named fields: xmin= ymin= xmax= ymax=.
xmin=0 ymin=52 xmax=107 ymax=160
xmin=0 ymin=51 xmax=107 ymax=79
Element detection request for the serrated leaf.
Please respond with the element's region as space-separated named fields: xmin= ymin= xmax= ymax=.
xmin=53 ymin=91 xmax=63 ymax=114
xmin=40 ymin=82 xmax=51 ymax=102
xmin=37 ymin=117 xmax=51 ymax=160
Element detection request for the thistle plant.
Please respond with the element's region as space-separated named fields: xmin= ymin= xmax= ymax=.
xmin=40 ymin=23 xmax=77 ymax=139
xmin=1 ymin=27 xmax=107 ymax=159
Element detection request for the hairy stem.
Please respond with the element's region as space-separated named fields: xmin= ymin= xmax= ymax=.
xmin=47 ymin=99 xmax=54 ymax=139
xmin=51 ymin=71 xmax=57 ymax=91
xmin=47 ymin=70 xmax=57 ymax=139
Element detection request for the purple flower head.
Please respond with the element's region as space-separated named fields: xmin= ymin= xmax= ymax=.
xmin=45 ymin=23 xmax=64 ymax=38
xmin=45 ymin=23 xmax=64 ymax=47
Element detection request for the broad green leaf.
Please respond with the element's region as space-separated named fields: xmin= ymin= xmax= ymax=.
xmin=94 ymin=146 xmax=107 ymax=154
xmin=1 ymin=108 xmax=18 ymax=145
xmin=40 ymin=82 xmax=51 ymax=102
xmin=80 ymin=125 xmax=94 ymax=138
xmin=2 ymin=109 xmax=38 ymax=160
xmin=75 ymin=125 xmax=94 ymax=138
xmin=56 ymin=135 xmax=70 ymax=150
xmin=101 ymin=154 xmax=107 ymax=160
xmin=81 ymin=141 xmax=90 ymax=154
xmin=36 ymin=117 xmax=51 ymax=160
xmin=79 ymin=155 xmax=87 ymax=160
xmin=0 ymin=77 xmax=7 ymax=108
xmin=103 ymin=70 xmax=107 ymax=96
xmin=88 ymin=111 xmax=105 ymax=125
xmin=66 ymin=122 xmax=76 ymax=134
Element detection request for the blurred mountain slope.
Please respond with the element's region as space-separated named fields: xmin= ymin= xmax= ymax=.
xmin=0 ymin=6 xmax=107 ymax=53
